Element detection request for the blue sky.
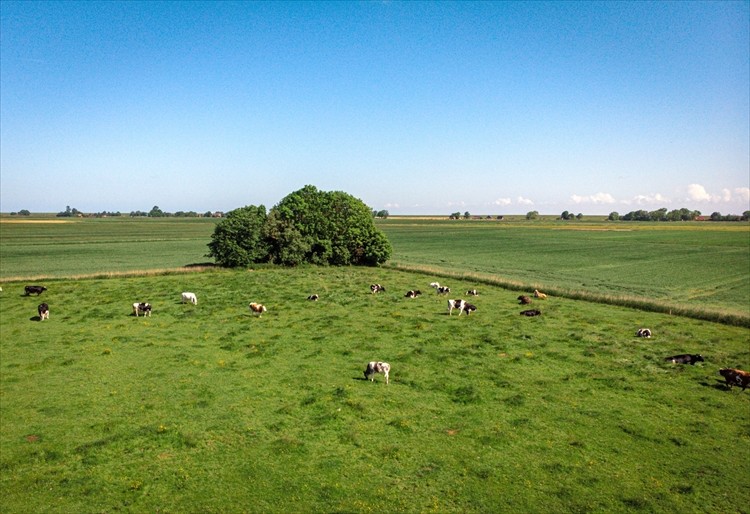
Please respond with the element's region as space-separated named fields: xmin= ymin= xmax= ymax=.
xmin=1 ymin=1 xmax=748 ymax=215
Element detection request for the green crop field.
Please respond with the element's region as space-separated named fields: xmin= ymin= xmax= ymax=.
xmin=1 ymin=267 xmax=748 ymax=513
xmin=1 ymin=216 xmax=749 ymax=512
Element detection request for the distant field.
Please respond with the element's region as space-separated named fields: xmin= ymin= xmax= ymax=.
xmin=0 ymin=217 xmax=217 ymax=279
xmin=379 ymin=218 xmax=750 ymax=320
xmin=1 ymin=267 xmax=748 ymax=512
xmin=1 ymin=215 xmax=748 ymax=322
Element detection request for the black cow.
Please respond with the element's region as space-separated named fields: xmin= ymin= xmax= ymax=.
xmin=25 ymin=285 xmax=47 ymax=296
xmin=664 ymin=354 xmax=704 ymax=365
xmin=520 ymin=309 xmax=541 ymax=317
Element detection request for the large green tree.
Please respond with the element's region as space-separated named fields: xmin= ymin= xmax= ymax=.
xmin=206 ymin=205 xmax=269 ymax=267
xmin=265 ymin=186 xmax=392 ymax=266
xmin=206 ymin=186 xmax=392 ymax=267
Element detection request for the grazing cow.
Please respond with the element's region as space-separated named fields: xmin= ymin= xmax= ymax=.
xmin=370 ymin=284 xmax=386 ymax=294
xmin=25 ymin=285 xmax=47 ymax=296
xmin=520 ymin=309 xmax=542 ymax=317
xmin=364 ymin=361 xmax=390 ymax=384
xmin=307 ymin=294 xmax=319 ymax=301
xmin=447 ymin=299 xmax=477 ymax=316
xmin=249 ymin=302 xmax=267 ymax=317
xmin=665 ymin=354 xmax=704 ymax=365
xmin=466 ymin=289 xmax=479 ymax=296
xmin=405 ymin=290 xmax=422 ymax=298
xmin=181 ymin=292 xmax=197 ymax=305
xmin=132 ymin=302 xmax=151 ymax=317
xmin=636 ymin=328 xmax=652 ymax=338
xmin=437 ymin=286 xmax=451 ymax=295
xmin=517 ymin=295 xmax=532 ymax=305
xmin=38 ymin=303 xmax=49 ymax=321
xmin=719 ymin=368 xmax=750 ymax=391
xmin=534 ymin=289 xmax=547 ymax=299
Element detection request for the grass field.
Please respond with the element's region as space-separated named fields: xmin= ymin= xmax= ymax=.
xmin=1 ymin=267 xmax=749 ymax=513
xmin=1 ymin=216 xmax=749 ymax=512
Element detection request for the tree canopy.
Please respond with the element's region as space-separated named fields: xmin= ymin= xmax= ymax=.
xmin=207 ymin=186 xmax=392 ymax=267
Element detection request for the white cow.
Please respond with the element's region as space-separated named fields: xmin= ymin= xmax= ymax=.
xmin=181 ymin=292 xmax=197 ymax=305
xmin=364 ymin=361 xmax=390 ymax=384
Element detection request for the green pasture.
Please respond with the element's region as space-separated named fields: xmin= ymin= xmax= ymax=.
xmin=0 ymin=217 xmax=217 ymax=279
xmin=380 ymin=218 xmax=750 ymax=320
xmin=1 ymin=267 xmax=748 ymax=513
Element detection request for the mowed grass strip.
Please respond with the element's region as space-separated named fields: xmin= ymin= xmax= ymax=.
xmin=1 ymin=267 xmax=748 ymax=513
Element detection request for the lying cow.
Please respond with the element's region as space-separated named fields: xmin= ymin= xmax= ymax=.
xmin=520 ymin=309 xmax=542 ymax=317
xmin=364 ymin=361 xmax=390 ymax=384
xmin=249 ymin=302 xmax=267 ymax=317
xmin=405 ymin=290 xmax=421 ymax=298
xmin=370 ymin=284 xmax=386 ymax=294
xmin=517 ymin=295 xmax=532 ymax=305
xmin=430 ymin=282 xmax=441 ymax=289
xmin=719 ymin=368 xmax=750 ymax=391
xmin=181 ymin=292 xmax=197 ymax=305
xmin=307 ymin=294 xmax=319 ymax=301
xmin=534 ymin=289 xmax=547 ymax=299
xmin=38 ymin=303 xmax=49 ymax=321
xmin=437 ymin=286 xmax=451 ymax=295
xmin=132 ymin=302 xmax=151 ymax=317
xmin=25 ymin=285 xmax=47 ymax=296
xmin=466 ymin=289 xmax=479 ymax=296
xmin=665 ymin=354 xmax=704 ymax=365
xmin=636 ymin=328 xmax=652 ymax=338
xmin=447 ymin=299 xmax=477 ymax=316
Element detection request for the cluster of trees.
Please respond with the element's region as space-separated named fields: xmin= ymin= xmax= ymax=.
xmin=372 ymin=210 xmax=389 ymax=219
xmin=560 ymin=211 xmax=583 ymax=220
xmin=449 ymin=211 xmax=471 ymax=219
xmin=207 ymin=185 xmax=392 ymax=267
xmin=130 ymin=206 xmax=213 ymax=218
xmin=56 ymin=206 xmax=82 ymax=217
xmin=609 ymin=208 xmax=750 ymax=221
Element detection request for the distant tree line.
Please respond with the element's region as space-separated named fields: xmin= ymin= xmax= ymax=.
xmin=609 ymin=208 xmax=750 ymax=221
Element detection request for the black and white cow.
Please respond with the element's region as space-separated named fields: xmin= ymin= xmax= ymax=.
xmin=370 ymin=284 xmax=386 ymax=294
xmin=132 ymin=302 xmax=152 ymax=317
xmin=405 ymin=290 xmax=422 ymax=298
xmin=25 ymin=285 xmax=47 ymax=296
xmin=437 ymin=286 xmax=451 ymax=295
xmin=38 ymin=303 xmax=49 ymax=321
xmin=636 ymin=328 xmax=652 ymax=338
xmin=307 ymin=294 xmax=319 ymax=301
xmin=466 ymin=289 xmax=479 ymax=296
xmin=364 ymin=361 xmax=390 ymax=384
xmin=664 ymin=354 xmax=704 ymax=365
xmin=447 ymin=299 xmax=476 ymax=316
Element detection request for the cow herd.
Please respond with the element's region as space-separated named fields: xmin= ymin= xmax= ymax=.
xmin=13 ymin=281 xmax=749 ymax=392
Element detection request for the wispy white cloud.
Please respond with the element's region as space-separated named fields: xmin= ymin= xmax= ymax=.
xmin=493 ymin=197 xmax=512 ymax=206
xmin=571 ymin=192 xmax=616 ymax=204
xmin=735 ymin=187 xmax=750 ymax=202
xmin=517 ymin=196 xmax=534 ymax=206
xmin=623 ymin=193 xmax=671 ymax=206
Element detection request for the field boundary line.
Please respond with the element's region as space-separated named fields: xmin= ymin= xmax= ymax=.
xmin=385 ymin=262 xmax=750 ymax=328
xmin=0 ymin=265 xmax=222 ymax=283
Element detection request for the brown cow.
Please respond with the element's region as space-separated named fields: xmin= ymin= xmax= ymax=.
xmin=517 ymin=295 xmax=532 ymax=305
xmin=719 ymin=368 xmax=750 ymax=391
